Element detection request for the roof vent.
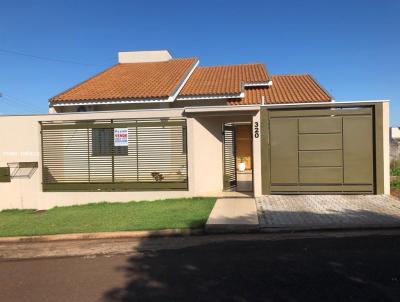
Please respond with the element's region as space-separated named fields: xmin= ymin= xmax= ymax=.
xmin=118 ymin=50 xmax=172 ymax=63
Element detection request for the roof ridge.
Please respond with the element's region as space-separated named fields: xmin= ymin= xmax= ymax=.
xmin=198 ymin=62 xmax=266 ymax=68
xmin=272 ymin=73 xmax=312 ymax=77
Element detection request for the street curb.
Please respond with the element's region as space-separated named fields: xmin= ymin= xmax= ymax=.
xmin=260 ymin=224 xmax=400 ymax=234
xmin=3 ymin=225 xmax=400 ymax=244
xmin=0 ymin=228 xmax=204 ymax=243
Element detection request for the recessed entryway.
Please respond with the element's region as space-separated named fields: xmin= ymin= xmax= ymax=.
xmin=223 ymin=122 xmax=253 ymax=193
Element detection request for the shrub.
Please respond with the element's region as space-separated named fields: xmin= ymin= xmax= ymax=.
xmin=391 ymin=167 xmax=400 ymax=176
xmin=391 ymin=180 xmax=400 ymax=188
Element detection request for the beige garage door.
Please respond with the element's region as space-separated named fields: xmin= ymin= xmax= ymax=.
xmin=268 ymin=107 xmax=374 ymax=194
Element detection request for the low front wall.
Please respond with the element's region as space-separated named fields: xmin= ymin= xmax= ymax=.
xmin=0 ymin=109 xmax=238 ymax=210
xmin=0 ymin=101 xmax=388 ymax=210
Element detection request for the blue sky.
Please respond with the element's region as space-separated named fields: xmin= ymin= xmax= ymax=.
xmin=0 ymin=0 xmax=399 ymax=125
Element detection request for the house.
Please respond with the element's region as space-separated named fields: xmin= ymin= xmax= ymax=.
xmin=390 ymin=127 xmax=400 ymax=141
xmin=0 ymin=50 xmax=390 ymax=210
xmin=390 ymin=127 xmax=400 ymax=162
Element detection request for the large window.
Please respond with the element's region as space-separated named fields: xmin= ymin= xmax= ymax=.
xmin=92 ymin=128 xmax=128 ymax=156
xmin=41 ymin=118 xmax=188 ymax=191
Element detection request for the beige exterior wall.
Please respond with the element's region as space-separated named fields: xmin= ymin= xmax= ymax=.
xmin=0 ymin=109 xmax=256 ymax=210
xmin=252 ymin=112 xmax=262 ymax=197
xmin=118 ymin=50 xmax=172 ymax=63
xmin=383 ymin=102 xmax=390 ymax=194
xmin=0 ymin=101 xmax=388 ymax=210
xmin=187 ymin=117 xmax=224 ymax=195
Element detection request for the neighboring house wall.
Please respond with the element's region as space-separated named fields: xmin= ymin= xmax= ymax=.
xmin=390 ymin=127 xmax=400 ymax=140
xmin=391 ymin=141 xmax=400 ymax=161
xmin=390 ymin=127 xmax=400 ymax=163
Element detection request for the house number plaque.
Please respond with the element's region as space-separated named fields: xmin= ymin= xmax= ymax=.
xmin=254 ymin=122 xmax=260 ymax=138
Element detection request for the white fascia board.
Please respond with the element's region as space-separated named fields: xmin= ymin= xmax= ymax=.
xmin=176 ymin=92 xmax=244 ymax=101
xmin=184 ymin=104 xmax=260 ymax=113
xmin=51 ymin=98 xmax=172 ymax=107
xmin=243 ymin=80 xmax=272 ymax=87
xmin=168 ymin=60 xmax=199 ymax=102
xmin=261 ymin=99 xmax=389 ymax=108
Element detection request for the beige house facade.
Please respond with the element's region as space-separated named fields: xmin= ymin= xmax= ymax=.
xmin=0 ymin=51 xmax=390 ymax=210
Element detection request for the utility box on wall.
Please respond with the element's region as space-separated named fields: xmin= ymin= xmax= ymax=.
xmin=0 ymin=167 xmax=11 ymax=182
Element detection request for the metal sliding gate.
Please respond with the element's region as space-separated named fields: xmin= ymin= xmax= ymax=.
xmin=40 ymin=118 xmax=188 ymax=191
xmin=268 ymin=107 xmax=375 ymax=194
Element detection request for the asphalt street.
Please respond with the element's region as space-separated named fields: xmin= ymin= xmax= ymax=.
xmin=1 ymin=233 xmax=400 ymax=302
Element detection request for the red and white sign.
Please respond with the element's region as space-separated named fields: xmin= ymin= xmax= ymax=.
xmin=114 ymin=128 xmax=129 ymax=146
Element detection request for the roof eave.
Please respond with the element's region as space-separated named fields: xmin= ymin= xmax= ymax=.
xmin=176 ymin=92 xmax=245 ymax=101
xmin=50 ymin=97 xmax=172 ymax=107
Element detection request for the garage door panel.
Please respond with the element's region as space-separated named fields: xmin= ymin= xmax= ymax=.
xmin=267 ymin=107 xmax=374 ymax=194
xmin=343 ymin=116 xmax=373 ymax=184
xmin=270 ymin=185 xmax=299 ymax=192
xmin=299 ymin=116 xmax=342 ymax=134
xmin=271 ymin=184 xmax=374 ymax=194
xmin=299 ymin=133 xmax=342 ymax=150
xmin=297 ymin=185 xmax=373 ymax=192
xmin=299 ymin=167 xmax=343 ymax=184
xmin=299 ymin=150 xmax=342 ymax=167
xmin=270 ymin=118 xmax=298 ymax=184
xmin=298 ymin=185 xmax=348 ymax=192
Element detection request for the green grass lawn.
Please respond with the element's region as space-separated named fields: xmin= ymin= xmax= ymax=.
xmin=0 ymin=197 xmax=216 ymax=237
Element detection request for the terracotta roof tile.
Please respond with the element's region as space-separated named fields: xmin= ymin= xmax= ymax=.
xmin=179 ymin=63 xmax=270 ymax=96
xmin=228 ymin=74 xmax=332 ymax=105
xmin=50 ymin=58 xmax=198 ymax=103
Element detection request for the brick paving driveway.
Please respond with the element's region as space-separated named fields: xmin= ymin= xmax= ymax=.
xmin=257 ymin=195 xmax=400 ymax=229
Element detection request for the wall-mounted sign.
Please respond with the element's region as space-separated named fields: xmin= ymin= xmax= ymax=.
xmin=254 ymin=122 xmax=260 ymax=138
xmin=114 ymin=128 xmax=129 ymax=146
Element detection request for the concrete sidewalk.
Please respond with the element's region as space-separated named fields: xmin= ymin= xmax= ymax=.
xmin=205 ymin=198 xmax=259 ymax=232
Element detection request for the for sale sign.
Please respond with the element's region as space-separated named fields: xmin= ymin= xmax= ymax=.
xmin=114 ymin=128 xmax=129 ymax=146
